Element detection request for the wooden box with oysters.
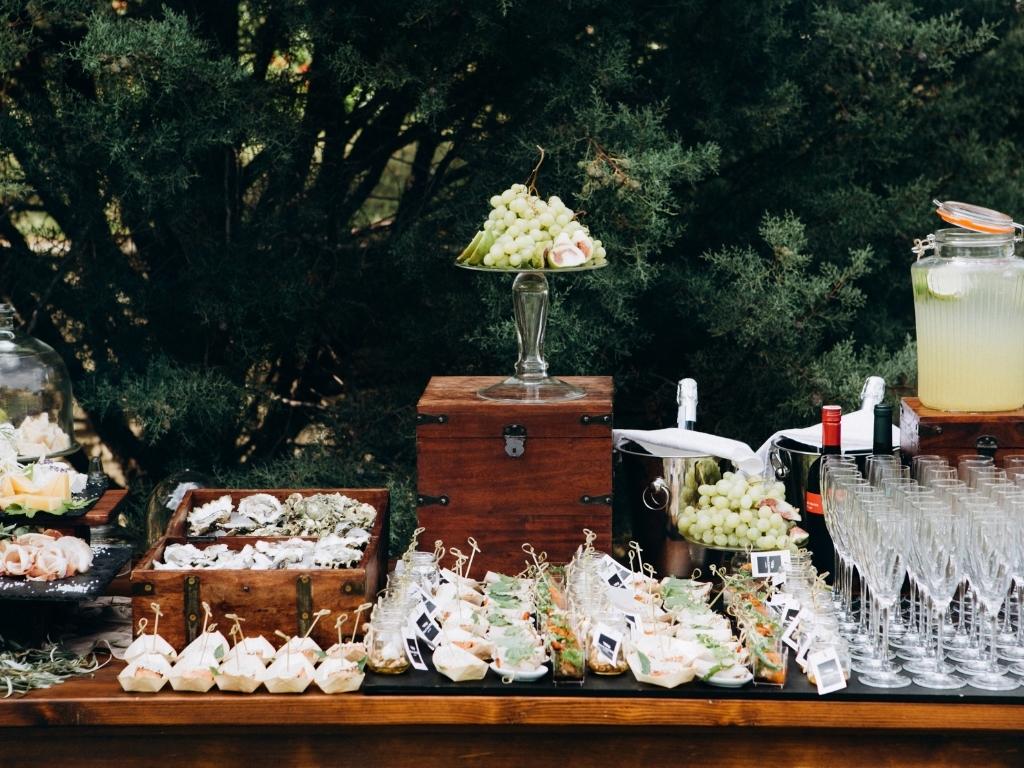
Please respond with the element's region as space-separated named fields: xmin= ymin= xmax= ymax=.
xmin=416 ymin=377 xmax=613 ymax=574
xmin=131 ymin=488 xmax=389 ymax=650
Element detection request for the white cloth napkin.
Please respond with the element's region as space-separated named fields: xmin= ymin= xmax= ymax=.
xmin=755 ymin=410 xmax=901 ymax=465
xmin=613 ymin=428 xmax=763 ymax=475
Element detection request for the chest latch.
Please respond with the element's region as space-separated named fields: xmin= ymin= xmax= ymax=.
xmin=503 ymin=424 xmax=527 ymax=458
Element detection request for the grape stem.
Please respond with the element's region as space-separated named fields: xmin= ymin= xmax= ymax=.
xmin=526 ymin=145 xmax=546 ymax=196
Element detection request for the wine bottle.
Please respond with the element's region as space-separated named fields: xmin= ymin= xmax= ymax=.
xmin=804 ymin=405 xmax=841 ymax=578
xmin=676 ymin=378 xmax=697 ymax=430
xmin=859 ymin=375 xmax=886 ymax=412
xmin=872 ymin=403 xmax=894 ymax=456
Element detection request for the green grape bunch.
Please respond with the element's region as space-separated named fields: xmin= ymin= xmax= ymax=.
xmin=674 ymin=471 xmax=808 ymax=552
xmin=456 ymin=183 xmax=607 ymax=270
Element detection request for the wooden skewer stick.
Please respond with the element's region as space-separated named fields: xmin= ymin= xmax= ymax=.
xmin=628 ymin=541 xmax=646 ymax=578
xmin=136 ymin=617 xmax=148 ymax=636
xmin=274 ymin=629 xmax=292 ymax=667
xmin=406 ymin=527 xmax=426 ymax=558
xmin=433 ymin=540 xmax=445 ymax=566
xmin=334 ymin=614 xmax=348 ymax=649
xmin=200 ymin=601 xmax=213 ymax=637
xmin=200 ymin=623 xmax=218 ymax=659
xmin=351 ymin=603 xmax=372 ymax=643
xmin=225 ymin=613 xmax=246 ymax=647
xmin=150 ymin=603 xmax=163 ymax=639
xmin=304 ymin=608 xmax=331 ymax=639
xmin=465 ymin=537 xmax=480 ymax=581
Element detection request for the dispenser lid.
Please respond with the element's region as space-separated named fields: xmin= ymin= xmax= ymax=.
xmin=933 ymin=200 xmax=1021 ymax=235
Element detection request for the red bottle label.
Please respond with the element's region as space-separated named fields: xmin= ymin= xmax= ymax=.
xmin=805 ymin=492 xmax=824 ymax=516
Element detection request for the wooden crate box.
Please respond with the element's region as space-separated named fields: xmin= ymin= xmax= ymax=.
xmin=417 ymin=376 xmax=613 ymax=573
xmin=900 ymin=397 xmax=1024 ymax=465
xmin=131 ymin=488 xmax=389 ymax=651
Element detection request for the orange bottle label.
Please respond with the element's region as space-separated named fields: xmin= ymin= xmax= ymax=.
xmin=805 ymin=492 xmax=824 ymax=516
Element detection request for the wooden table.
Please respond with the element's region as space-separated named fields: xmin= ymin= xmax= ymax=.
xmin=1 ymin=666 xmax=1021 ymax=767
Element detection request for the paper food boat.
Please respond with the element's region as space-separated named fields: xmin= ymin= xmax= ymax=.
xmin=275 ymin=636 xmax=322 ymax=666
xmin=117 ymin=654 xmax=172 ymax=693
xmin=124 ymin=633 xmax=177 ymax=663
xmin=263 ymin=654 xmax=315 ymax=693
xmin=433 ymin=644 xmax=488 ymax=682
xmin=215 ymin=653 xmax=266 ymax=693
xmin=168 ymin=659 xmax=217 ymax=693
xmin=314 ymin=658 xmax=365 ymax=694
xmin=626 ymin=652 xmax=694 ymax=689
xmin=223 ymin=635 xmax=276 ymax=664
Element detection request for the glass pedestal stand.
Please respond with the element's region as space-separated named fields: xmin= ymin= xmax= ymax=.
xmin=457 ymin=264 xmax=605 ymax=403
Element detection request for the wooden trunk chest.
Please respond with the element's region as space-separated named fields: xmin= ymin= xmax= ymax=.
xmin=417 ymin=376 xmax=613 ymax=573
xmin=900 ymin=397 xmax=1024 ymax=465
xmin=130 ymin=488 xmax=389 ymax=651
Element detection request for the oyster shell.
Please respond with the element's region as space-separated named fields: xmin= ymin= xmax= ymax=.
xmin=237 ymin=493 xmax=284 ymax=526
xmin=187 ymin=494 xmax=234 ymax=536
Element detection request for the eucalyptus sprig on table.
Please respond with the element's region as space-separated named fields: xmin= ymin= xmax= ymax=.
xmin=0 ymin=638 xmax=104 ymax=697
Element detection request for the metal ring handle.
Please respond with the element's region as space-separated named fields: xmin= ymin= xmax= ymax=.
xmin=642 ymin=478 xmax=670 ymax=511
xmin=769 ymin=448 xmax=789 ymax=480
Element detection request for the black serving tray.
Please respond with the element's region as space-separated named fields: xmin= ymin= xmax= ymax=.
xmin=362 ymin=646 xmax=1024 ymax=704
xmin=0 ymin=475 xmax=109 ymax=524
xmin=0 ymin=545 xmax=132 ymax=602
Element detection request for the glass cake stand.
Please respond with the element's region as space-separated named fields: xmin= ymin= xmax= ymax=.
xmin=457 ymin=263 xmax=607 ymax=403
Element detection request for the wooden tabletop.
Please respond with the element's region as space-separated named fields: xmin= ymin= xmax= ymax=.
xmin=5 ymin=667 xmax=1023 ymax=768
xmin=5 ymin=665 xmax=1023 ymax=731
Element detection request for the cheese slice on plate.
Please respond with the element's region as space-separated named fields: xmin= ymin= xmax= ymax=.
xmin=0 ymin=494 xmax=63 ymax=512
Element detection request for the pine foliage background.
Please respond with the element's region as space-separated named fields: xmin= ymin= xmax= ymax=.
xmin=1 ymin=1 xmax=1018 ymax=548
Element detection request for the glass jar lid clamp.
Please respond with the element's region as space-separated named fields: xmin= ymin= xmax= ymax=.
xmin=913 ymin=200 xmax=1024 ymax=259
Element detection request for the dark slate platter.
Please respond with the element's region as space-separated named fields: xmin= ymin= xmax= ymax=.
xmin=0 ymin=545 xmax=132 ymax=602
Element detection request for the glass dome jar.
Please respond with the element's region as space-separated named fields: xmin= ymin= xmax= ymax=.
xmin=912 ymin=201 xmax=1024 ymax=412
xmin=0 ymin=303 xmax=78 ymax=461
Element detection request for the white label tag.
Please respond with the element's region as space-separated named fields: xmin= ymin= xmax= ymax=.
xmin=592 ymin=623 xmax=622 ymax=664
xmin=809 ymin=649 xmax=847 ymax=695
xmin=621 ymin=613 xmax=639 ymax=642
xmin=782 ymin=608 xmax=811 ymax=652
xmin=750 ymin=550 xmax=791 ymax=579
xmin=796 ymin=632 xmax=815 ymax=671
xmin=403 ymin=630 xmax=428 ymax=671
xmin=599 ymin=555 xmax=632 ymax=588
xmin=410 ymin=584 xmax=437 ymax=616
xmin=410 ymin=609 xmax=441 ymax=649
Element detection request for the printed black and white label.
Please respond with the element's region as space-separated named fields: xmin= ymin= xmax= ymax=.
xmin=593 ymin=623 xmax=622 ymax=664
xmin=600 ymin=554 xmax=632 ymax=587
xmin=403 ymin=631 xmax=428 ymax=671
xmin=781 ymin=608 xmax=811 ymax=652
xmin=750 ymin=550 xmax=791 ymax=579
xmin=809 ymin=649 xmax=847 ymax=695
xmin=412 ymin=609 xmax=441 ymax=648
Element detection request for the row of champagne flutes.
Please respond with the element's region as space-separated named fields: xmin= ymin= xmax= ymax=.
xmin=821 ymin=452 xmax=1024 ymax=690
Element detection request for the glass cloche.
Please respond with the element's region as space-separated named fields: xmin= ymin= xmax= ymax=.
xmin=0 ymin=303 xmax=78 ymax=461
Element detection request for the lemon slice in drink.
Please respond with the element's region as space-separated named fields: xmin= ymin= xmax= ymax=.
xmin=927 ymin=266 xmax=968 ymax=299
